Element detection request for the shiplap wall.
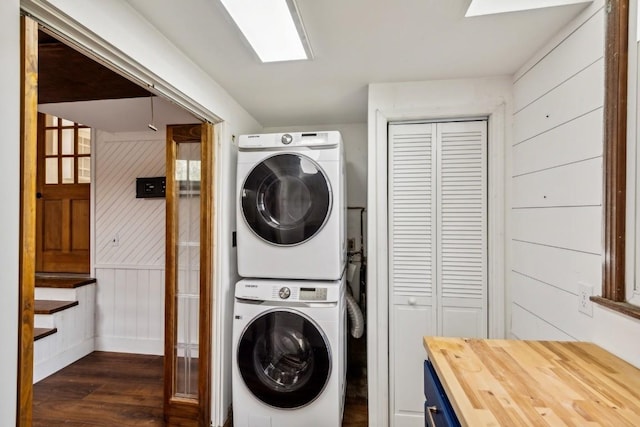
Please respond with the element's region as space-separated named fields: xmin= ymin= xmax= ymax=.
xmin=94 ymin=130 xmax=166 ymax=354
xmin=510 ymin=3 xmax=604 ymax=341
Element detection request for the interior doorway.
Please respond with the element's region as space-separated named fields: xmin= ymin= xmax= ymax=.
xmin=20 ymin=17 xmax=212 ymax=427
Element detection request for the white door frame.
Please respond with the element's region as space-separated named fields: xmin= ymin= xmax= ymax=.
xmin=366 ymin=101 xmax=507 ymax=426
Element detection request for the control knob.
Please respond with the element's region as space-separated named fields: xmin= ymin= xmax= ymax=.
xmin=279 ymin=287 xmax=291 ymax=299
xmin=281 ymin=133 xmax=293 ymax=145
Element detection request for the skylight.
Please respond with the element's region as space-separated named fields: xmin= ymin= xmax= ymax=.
xmin=465 ymin=0 xmax=593 ymax=17
xmin=219 ymin=0 xmax=311 ymax=63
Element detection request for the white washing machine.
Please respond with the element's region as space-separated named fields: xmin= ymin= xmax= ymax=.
xmin=236 ymin=131 xmax=346 ymax=280
xmin=232 ymin=277 xmax=346 ymax=427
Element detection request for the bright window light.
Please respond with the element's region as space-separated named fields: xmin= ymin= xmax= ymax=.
xmin=465 ymin=0 xmax=592 ymax=17
xmin=220 ymin=0 xmax=310 ymax=63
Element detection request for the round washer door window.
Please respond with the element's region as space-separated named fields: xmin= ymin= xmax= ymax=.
xmin=237 ymin=310 xmax=331 ymax=409
xmin=241 ymin=154 xmax=331 ymax=245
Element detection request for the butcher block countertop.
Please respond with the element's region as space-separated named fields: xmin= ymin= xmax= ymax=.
xmin=423 ymin=337 xmax=640 ymax=426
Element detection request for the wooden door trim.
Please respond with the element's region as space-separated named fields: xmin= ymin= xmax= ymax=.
xmin=164 ymin=123 xmax=213 ymax=426
xmin=18 ymin=15 xmax=38 ymax=427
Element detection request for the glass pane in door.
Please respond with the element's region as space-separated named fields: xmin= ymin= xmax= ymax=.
xmin=174 ymin=141 xmax=201 ymax=398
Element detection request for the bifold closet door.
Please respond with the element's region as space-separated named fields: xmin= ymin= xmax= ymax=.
xmin=436 ymin=121 xmax=487 ymax=338
xmin=388 ymin=122 xmax=438 ymax=426
xmin=388 ymin=120 xmax=487 ymax=427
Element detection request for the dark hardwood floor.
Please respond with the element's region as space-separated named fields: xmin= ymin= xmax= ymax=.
xmin=33 ymin=351 xmax=367 ymax=426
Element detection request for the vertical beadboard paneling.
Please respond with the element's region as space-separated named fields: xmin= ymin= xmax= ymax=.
xmin=148 ymin=269 xmax=165 ymax=341
xmin=510 ymin=5 xmax=604 ymax=341
xmin=95 ymin=267 xmax=165 ymax=355
xmin=136 ymin=269 xmax=150 ymax=339
xmin=113 ymin=269 xmax=127 ymax=337
xmin=95 ymin=268 xmax=115 ymax=338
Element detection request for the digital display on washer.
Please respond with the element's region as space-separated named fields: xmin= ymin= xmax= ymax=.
xmin=299 ymin=287 xmax=327 ymax=301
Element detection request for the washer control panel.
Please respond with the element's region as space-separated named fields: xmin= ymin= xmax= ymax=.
xmin=235 ymin=279 xmax=339 ymax=303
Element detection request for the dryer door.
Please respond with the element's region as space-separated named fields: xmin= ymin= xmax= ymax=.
xmin=237 ymin=309 xmax=331 ymax=409
xmin=241 ymin=153 xmax=332 ymax=245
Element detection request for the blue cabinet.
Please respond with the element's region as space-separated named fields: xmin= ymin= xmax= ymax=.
xmin=423 ymin=360 xmax=461 ymax=427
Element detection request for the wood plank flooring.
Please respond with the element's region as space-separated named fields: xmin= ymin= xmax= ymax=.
xmin=33 ymin=351 xmax=367 ymax=426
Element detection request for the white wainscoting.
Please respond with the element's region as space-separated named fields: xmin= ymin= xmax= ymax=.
xmin=95 ymin=266 xmax=165 ymax=355
xmin=510 ymin=3 xmax=604 ymax=341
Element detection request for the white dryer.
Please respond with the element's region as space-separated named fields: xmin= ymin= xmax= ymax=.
xmin=236 ymin=131 xmax=346 ymax=280
xmin=232 ymin=277 xmax=346 ymax=427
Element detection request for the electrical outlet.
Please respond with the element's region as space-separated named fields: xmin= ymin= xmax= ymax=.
xmin=578 ymin=282 xmax=593 ymax=317
xmin=347 ymin=238 xmax=356 ymax=251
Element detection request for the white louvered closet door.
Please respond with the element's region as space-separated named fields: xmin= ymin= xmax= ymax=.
xmin=388 ymin=120 xmax=487 ymax=427
xmin=436 ymin=121 xmax=487 ymax=337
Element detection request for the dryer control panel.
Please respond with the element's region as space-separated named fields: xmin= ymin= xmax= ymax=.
xmin=239 ymin=131 xmax=341 ymax=149
xmin=235 ymin=279 xmax=340 ymax=303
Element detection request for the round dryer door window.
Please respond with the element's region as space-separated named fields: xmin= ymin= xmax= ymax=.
xmin=241 ymin=154 xmax=332 ymax=245
xmin=237 ymin=310 xmax=331 ymax=409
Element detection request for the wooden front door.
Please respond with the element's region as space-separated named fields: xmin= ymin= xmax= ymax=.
xmin=36 ymin=112 xmax=91 ymax=273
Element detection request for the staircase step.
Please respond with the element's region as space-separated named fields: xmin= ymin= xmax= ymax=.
xmin=35 ymin=300 xmax=79 ymax=315
xmin=34 ymin=327 xmax=57 ymax=341
xmin=35 ymin=275 xmax=96 ymax=289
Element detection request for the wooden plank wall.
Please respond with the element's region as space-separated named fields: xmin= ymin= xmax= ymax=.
xmin=94 ymin=130 xmax=166 ymax=354
xmin=510 ymin=3 xmax=605 ymax=341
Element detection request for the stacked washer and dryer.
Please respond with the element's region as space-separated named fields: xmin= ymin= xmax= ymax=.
xmin=232 ymin=131 xmax=347 ymax=427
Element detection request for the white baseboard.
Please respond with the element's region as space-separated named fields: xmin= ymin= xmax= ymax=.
xmin=95 ymin=336 xmax=163 ymax=355
xmin=34 ymin=338 xmax=95 ymax=383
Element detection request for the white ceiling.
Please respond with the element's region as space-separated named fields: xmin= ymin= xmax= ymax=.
xmin=121 ymin=0 xmax=590 ymax=127
xmin=39 ymin=97 xmax=198 ymax=133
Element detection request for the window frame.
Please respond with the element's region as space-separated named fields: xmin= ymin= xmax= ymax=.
xmin=592 ymin=0 xmax=640 ymax=318
xmin=42 ymin=114 xmax=91 ymax=185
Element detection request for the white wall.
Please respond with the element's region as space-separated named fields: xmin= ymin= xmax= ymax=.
xmin=94 ymin=130 xmax=166 ymax=355
xmin=367 ymin=77 xmax=512 ymax=426
xmin=511 ymin=0 xmax=640 ymax=367
xmin=0 ymin=0 xmax=20 ymax=424
xmin=510 ymin=2 xmax=605 ymax=342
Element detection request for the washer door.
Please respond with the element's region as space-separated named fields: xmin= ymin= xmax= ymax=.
xmin=237 ymin=310 xmax=331 ymax=409
xmin=241 ymin=153 xmax=331 ymax=245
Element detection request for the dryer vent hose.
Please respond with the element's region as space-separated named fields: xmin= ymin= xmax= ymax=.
xmin=346 ymin=292 xmax=364 ymax=339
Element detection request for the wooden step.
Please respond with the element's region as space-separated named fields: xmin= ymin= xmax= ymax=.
xmin=35 ymin=300 xmax=78 ymax=315
xmin=35 ymin=275 xmax=96 ymax=289
xmin=34 ymin=327 xmax=57 ymax=341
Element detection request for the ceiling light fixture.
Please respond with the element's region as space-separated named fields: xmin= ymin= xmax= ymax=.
xmin=465 ymin=0 xmax=592 ymax=17
xmin=219 ymin=0 xmax=311 ymax=63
